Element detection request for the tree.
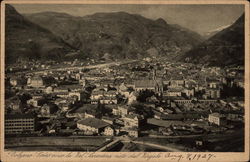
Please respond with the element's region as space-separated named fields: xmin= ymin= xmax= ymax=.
xmin=137 ymin=89 xmax=155 ymax=102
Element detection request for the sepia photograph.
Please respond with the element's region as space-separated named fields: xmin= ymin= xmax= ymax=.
xmin=1 ymin=0 xmax=249 ymax=161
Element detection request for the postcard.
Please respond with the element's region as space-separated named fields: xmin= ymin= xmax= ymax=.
xmin=1 ymin=0 xmax=249 ymax=162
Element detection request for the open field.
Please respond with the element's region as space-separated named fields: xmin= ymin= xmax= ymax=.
xmin=5 ymin=136 xmax=110 ymax=151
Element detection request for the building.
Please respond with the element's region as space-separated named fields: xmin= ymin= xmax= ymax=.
xmin=169 ymin=77 xmax=185 ymax=88
xmin=103 ymin=126 xmax=115 ymax=136
xmin=10 ymin=77 xmax=22 ymax=87
xmin=77 ymin=118 xmax=110 ymax=135
xmin=28 ymin=76 xmax=44 ymax=88
xmin=127 ymin=127 xmax=139 ymax=137
xmin=118 ymin=83 xmax=130 ymax=97
xmin=99 ymin=96 xmax=117 ymax=104
xmin=205 ymin=88 xmax=220 ymax=99
xmin=123 ymin=114 xmax=143 ymax=128
xmin=101 ymin=116 xmax=116 ymax=124
xmin=208 ymin=113 xmax=227 ymax=126
xmin=6 ymin=97 xmax=22 ymax=112
xmin=27 ymin=98 xmax=45 ymax=107
xmin=164 ymin=88 xmax=182 ymax=97
xmin=127 ymin=92 xmax=138 ymax=105
xmin=182 ymin=88 xmax=194 ymax=98
xmin=134 ymin=79 xmax=163 ymax=94
xmin=69 ymin=91 xmax=84 ymax=101
xmin=45 ymin=86 xmax=53 ymax=94
xmin=91 ymin=90 xmax=104 ymax=100
xmin=40 ymin=104 xmax=59 ymax=116
xmin=207 ymin=80 xmax=220 ymax=89
xmin=112 ymin=105 xmax=132 ymax=116
xmin=5 ymin=114 xmax=36 ymax=134
xmin=133 ymin=80 xmax=155 ymax=91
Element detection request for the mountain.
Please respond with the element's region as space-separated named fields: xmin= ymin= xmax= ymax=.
xmin=182 ymin=14 xmax=245 ymax=67
xmin=5 ymin=5 xmax=75 ymax=64
xmin=24 ymin=11 xmax=204 ymax=60
xmin=203 ymin=24 xmax=231 ymax=39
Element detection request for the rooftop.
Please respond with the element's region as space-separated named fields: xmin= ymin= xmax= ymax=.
xmin=134 ymin=80 xmax=155 ymax=88
xmin=77 ymin=118 xmax=109 ymax=129
xmin=5 ymin=113 xmax=35 ymax=119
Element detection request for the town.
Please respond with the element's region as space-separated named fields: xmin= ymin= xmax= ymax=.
xmin=5 ymin=57 xmax=244 ymax=152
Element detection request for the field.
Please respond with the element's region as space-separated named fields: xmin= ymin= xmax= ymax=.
xmin=5 ymin=136 xmax=110 ymax=151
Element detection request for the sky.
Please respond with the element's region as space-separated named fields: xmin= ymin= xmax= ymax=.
xmin=12 ymin=4 xmax=245 ymax=35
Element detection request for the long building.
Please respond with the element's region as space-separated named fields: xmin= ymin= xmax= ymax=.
xmin=5 ymin=114 xmax=36 ymax=134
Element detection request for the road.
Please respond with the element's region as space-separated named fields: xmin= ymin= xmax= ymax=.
xmin=29 ymin=60 xmax=138 ymax=75
xmin=114 ymin=136 xmax=182 ymax=152
xmin=96 ymin=139 xmax=121 ymax=152
xmin=132 ymin=141 xmax=181 ymax=152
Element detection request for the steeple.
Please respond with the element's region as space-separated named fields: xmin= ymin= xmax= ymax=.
xmin=153 ymin=68 xmax=156 ymax=81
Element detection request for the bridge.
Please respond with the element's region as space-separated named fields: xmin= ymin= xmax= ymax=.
xmin=96 ymin=139 xmax=121 ymax=152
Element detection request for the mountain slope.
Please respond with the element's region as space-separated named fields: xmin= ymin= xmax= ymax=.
xmin=182 ymin=14 xmax=245 ymax=67
xmin=5 ymin=5 xmax=75 ymax=64
xmin=203 ymin=24 xmax=231 ymax=39
xmin=25 ymin=11 xmax=204 ymax=60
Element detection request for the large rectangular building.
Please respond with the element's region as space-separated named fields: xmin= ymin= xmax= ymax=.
xmin=5 ymin=114 xmax=36 ymax=134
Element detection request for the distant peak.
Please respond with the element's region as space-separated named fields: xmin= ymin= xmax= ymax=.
xmin=31 ymin=11 xmax=74 ymax=18
xmin=155 ymin=18 xmax=168 ymax=26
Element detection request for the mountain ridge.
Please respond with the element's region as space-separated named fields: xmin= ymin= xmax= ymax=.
xmin=24 ymin=10 xmax=204 ymax=60
xmin=5 ymin=4 xmax=75 ymax=64
xmin=181 ymin=13 xmax=245 ymax=67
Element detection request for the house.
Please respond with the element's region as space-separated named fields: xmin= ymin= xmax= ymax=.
xmin=58 ymin=103 xmax=71 ymax=111
xmin=182 ymin=88 xmax=194 ymax=98
xmin=79 ymin=79 xmax=87 ymax=87
xmin=123 ymin=114 xmax=143 ymax=128
xmin=146 ymin=95 xmax=159 ymax=103
xmin=10 ymin=77 xmax=22 ymax=87
xmin=208 ymin=113 xmax=227 ymax=126
xmin=67 ymin=104 xmax=98 ymax=119
xmin=91 ymin=90 xmax=104 ymax=100
xmin=205 ymin=88 xmax=220 ymax=99
xmin=27 ymin=98 xmax=46 ymax=107
xmin=207 ymin=80 xmax=220 ymax=89
xmin=105 ymin=90 xmax=117 ymax=97
xmin=54 ymin=98 xmax=67 ymax=105
xmin=234 ymin=78 xmax=244 ymax=88
xmin=84 ymin=109 xmax=101 ymax=119
xmin=112 ymin=105 xmax=131 ymax=116
xmin=77 ymin=118 xmax=110 ymax=135
xmin=69 ymin=91 xmax=84 ymax=101
xmin=54 ymin=87 xmax=69 ymax=93
xmin=164 ymin=88 xmax=183 ymax=97
xmin=28 ymin=76 xmax=44 ymax=88
xmin=127 ymin=92 xmax=138 ymax=105
xmin=169 ymin=76 xmax=185 ymax=88
xmin=101 ymin=116 xmax=116 ymax=124
xmin=103 ymin=126 xmax=116 ymax=136
xmin=127 ymin=127 xmax=139 ymax=137
xmin=56 ymin=92 xmax=69 ymax=98
xmin=40 ymin=104 xmax=59 ymax=116
xmin=118 ymin=83 xmax=130 ymax=97
xmin=6 ymin=97 xmax=22 ymax=112
xmin=99 ymin=96 xmax=117 ymax=104
xmin=75 ymin=73 xmax=85 ymax=80
xmin=45 ymin=86 xmax=53 ymax=94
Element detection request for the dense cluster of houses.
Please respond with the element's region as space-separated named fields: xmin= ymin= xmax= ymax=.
xmin=5 ymin=58 xmax=244 ymax=138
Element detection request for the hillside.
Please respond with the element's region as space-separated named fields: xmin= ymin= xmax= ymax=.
xmin=24 ymin=11 xmax=204 ymax=60
xmin=182 ymin=14 xmax=245 ymax=67
xmin=5 ymin=5 xmax=75 ymax=64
